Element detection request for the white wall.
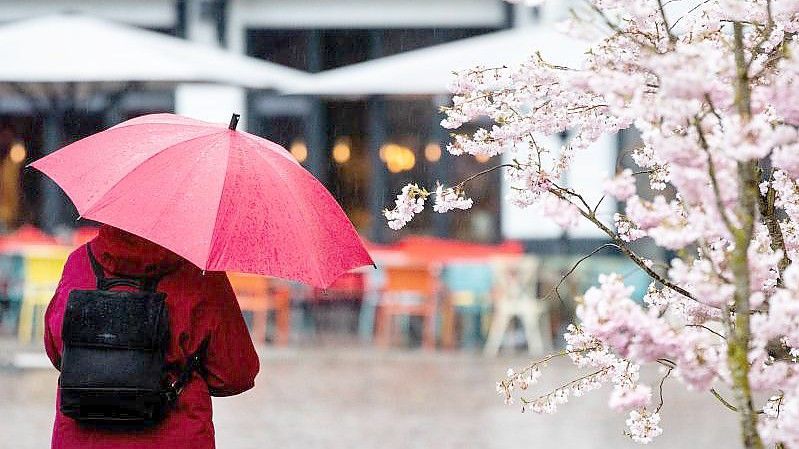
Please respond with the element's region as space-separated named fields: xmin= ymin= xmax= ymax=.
xmin=174 ymin=84 xmax=247 ymax=128
xmin=227 ymin=0 xmax=506 ymax=53
xmin=232 ymin=0 xmax=505 ymax=29
xmin=501 ymin=133 xmax=617 ymax=240
xmin=177 ymin=1 xmax=246 ymax=129
xmin=568 ymin=133 xmax=617 ymax=238
xmin=0 ymin=0 xmax=175 ymax=27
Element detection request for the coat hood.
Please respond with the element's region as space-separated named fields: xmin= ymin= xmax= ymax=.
xmin=89 ymin=225 xmax=186 ymax=277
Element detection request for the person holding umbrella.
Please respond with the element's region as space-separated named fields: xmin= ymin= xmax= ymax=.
xmin=33 ymin=113 xmax=373 ymax=449
xmin=43 ymin=224 xmax=259 ymax=448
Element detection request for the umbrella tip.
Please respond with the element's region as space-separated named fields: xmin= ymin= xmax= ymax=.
xmin=228 ymin=113 xmax=240 ymax=131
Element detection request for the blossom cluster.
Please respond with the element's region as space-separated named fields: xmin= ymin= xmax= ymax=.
xmin=383 ymin=183 xmax=474 ymax=229
xmin=384 ymin=0 xmax=799 ymax=446
xmin=498 ymin=322 xmax=664 ymax=443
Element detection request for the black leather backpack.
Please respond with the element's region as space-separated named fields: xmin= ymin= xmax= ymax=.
xmin=58 ymin=245 xmax=206 ymax=427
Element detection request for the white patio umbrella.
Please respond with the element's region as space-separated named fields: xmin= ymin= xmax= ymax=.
xmin=288 ymin=26 xmax=603 ymax=243
xmin=0 ymin=14 xmax=310 ymax=232
xmin=0 ymin=14 xmax=308 ymax=89
xmin=288 ymin=26 xmax=588 ymax=97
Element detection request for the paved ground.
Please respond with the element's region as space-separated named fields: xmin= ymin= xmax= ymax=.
xmin=0 ymin=339 xmax=741 ymax=449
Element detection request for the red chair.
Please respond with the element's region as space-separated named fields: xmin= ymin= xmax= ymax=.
xmin=312 ymin=271 xmax=365 ymax=302
xmin=72 ymin=226 xmax=99 ymax=246
xmin=0 ymin=225 xmax=58 ymax=251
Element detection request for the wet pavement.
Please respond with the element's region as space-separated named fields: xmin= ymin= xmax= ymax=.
xmin=0 ymin=339 xmax=741 ymax=449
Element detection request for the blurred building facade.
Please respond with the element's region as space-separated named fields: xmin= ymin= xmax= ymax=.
xmin=0 ymin=0 xmax=619 ymax=252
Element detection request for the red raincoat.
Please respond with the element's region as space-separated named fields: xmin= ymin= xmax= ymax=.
xmin=44 ymin=226 xmax=260 ymax=449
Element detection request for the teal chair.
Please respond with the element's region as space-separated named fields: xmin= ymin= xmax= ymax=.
xmin=577 ymin=256 xmax=651 ymax=302
xmin=0 ymin=252 xmax=24 ymax=332
xmin=440 ymin=261 xmax=493 ymax=349
xmin=357 ymin=267 xmax=386 ymax=342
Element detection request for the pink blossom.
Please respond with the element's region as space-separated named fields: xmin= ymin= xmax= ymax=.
xmin=624 ymin=196 xmax=672 ymax=230
xmin=675 ymin=332 xmax=724 ymax=391
xmin=614 ymin=213 xmax=647 ymax=242
xmin=773 ymin=142 xmax=799 ymax=180
xmin=432 ymin=185 xmax=473 ymax=213
xmin=609 ymin=384 xmax=652 ymax=412
xmin=578 ymin=274 xmax=682 ymax=362
xmin=383 ymin=184 xmax=427 ymax=230
xmin=625 ymin=410 xmax=663 ymax=444
xmin=604 ymin=169 xmax=637 ymax=200
xmin=541 ymin=193 xmax=580 ymax=229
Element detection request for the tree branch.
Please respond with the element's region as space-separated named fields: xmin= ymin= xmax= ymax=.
xmin=695 ymin=119 xmax=738 ymax=234
xmin=456 ymin=163 xmax=518 ymax=190
xmin=757 ymin=168 xmax=791 ymax=277
xmin=544 ymin=243 xmax=621 ymax=302
xmin=655 ymin=367 xmax=673 ymax=413
xmin=548 ymin=187 xmax=700 ymax=303
xmin=711 ymin=388 xmax=740 ymax=412
xmin=685 ymin=324 xmax=727 ymax=340
xmin=656 ymin=0 xmax=678 ymax=43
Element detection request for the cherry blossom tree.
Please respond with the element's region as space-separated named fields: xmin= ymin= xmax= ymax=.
xmin=384 ymin=1 xmax=799 ymax=447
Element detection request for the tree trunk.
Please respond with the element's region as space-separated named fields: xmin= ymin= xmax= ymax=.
xmin=728 ymin=22 xmax=764 ymax=449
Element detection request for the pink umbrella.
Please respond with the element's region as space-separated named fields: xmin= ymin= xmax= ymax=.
xmin=30 ymin=113 xmax=373 ymax=287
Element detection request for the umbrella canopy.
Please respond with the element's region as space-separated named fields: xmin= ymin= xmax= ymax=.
xmin=288 ymin=26 xmax=587 ymax=97
xmin=0 ymin=14 xmax=309 ymax=90
xmin=30 ymin=113 xmax=374 ymax=287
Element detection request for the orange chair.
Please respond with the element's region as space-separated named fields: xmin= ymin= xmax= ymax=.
xmin=312 ymin=271 xmax=365 ymax=302
xmin=374 ymin=264 xmax=439 ymax=350
xmin=228 ymin=273 xmax=291 ymax=346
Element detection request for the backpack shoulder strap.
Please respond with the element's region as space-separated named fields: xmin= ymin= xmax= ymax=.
xmin=163 ymin=337 xmax=210 ymax=404
xmin=86 ymin=244 xmax=164 ymax=292
xmin=86 ymin=244 xmax=108 ymax=289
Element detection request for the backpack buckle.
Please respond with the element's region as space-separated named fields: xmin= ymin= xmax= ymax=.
xmin=163 ymin=386 xmax=179 ymax=404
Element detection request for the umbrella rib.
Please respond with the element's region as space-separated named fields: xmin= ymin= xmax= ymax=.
xmin=248 ymin=143 xmax=328 ymax=285
xmin=81 ymin=130 xmax=223 ymax=216
xmin=142 ymin=135 xmax=226 ymax=266
xmin=235 ymin=130 xmax=300 ymax=164
xmin=204 ymin=134 xmax=234 ymax=270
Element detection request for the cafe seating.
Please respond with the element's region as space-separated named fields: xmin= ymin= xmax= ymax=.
xmin=17 ymin=247 xmax=70 ymax=344
xmin=484 ymin=255 xmax=552 ymax=356
xmin=228 ymin=273 xmax=291 ymax=346
xmin=374 ymin=264 xmax=440 ymax=349
xmin=439 ymin=261 xmax=493 ymax=349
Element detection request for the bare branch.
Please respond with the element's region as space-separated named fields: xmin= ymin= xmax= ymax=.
xmin=456 ymin=163 xmax=518 ymax=189
xmin=685 ymin=324 xmax=727 ymax=340
xmin=711 ymin=388 xmax=739 ymax=412
xmin=548 ymin=187 xmax=701 ymax=304
xmin=656 ymin=0 xmax=678 ymax=43
xmin=551 ymin=184 xmax=594 ymax=216
xmin=669 ymin=0 xmax=713 ymax=32
xmin=655 ymin=367 xmax=674 ymax=413
xmin=543 ymin=243 xmax=621 ymax=301
xmin=592 ymin=195 xmax=606 ymax=215
xmin=694 ymin=119 xmax=738 ymax=234
xmin=520 ymin=368 xmax=611 ymax=405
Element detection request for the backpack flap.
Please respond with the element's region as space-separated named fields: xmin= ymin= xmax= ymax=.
xmin=62 ymin=289 xmax=168 ymax=351
xmin=59 ymin=288 xmax=170 ymax=424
